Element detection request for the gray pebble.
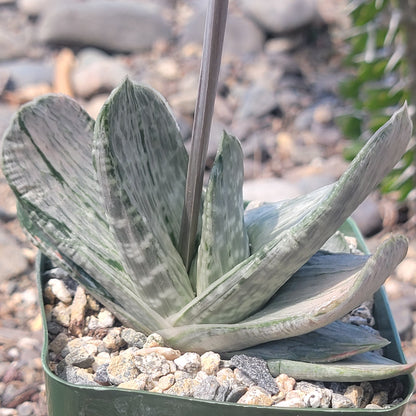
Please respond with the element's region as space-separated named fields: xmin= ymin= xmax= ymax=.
xmin=240 ymin=0 xmax=320 ymax=35
xmin=174 ymin=352 xmax=201 ymax=374
xmin=234 ymin=368 xmax=256 ymax=388
xmin=0 ymin=60 xmax=54 ymax=90
xmin=64 ymin=347 xmax=95 ymax=368
xmin=193 ymin=375 xmax=220 ymax=400
xmin=48 ymin=332 xmax=68 ymax=354
xmin=226 ymin=387 xmax=248 ymax=403
xmin=331 ymin=393 xmax=354 ymax=408
xmin=230 ymin=354 xmax=278 ymax=395
xmin=72 ymin=49 xmax=129 ymax=98
xmin=214 ymin=384 xmax=231 ymax=402
xmin=38 ymin=1 xmax=172 ymax=53
xmin=47 ymin=321 xmax=65 ymax=335
xmin=121 ymin=328 xmax=147 ymax=348
xmin=94 ymin=363 xmax=110 ymax=386
xmin=360 ymin=381 xmax=374 ymax=407
xmin=58 ymin=364 xmax=99 ymax=386
xmin=134 ymin=353 xmax=175 ymax=379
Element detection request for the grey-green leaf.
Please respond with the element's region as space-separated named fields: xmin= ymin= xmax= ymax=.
xmin=267 ymin=352 xmax=416 ymax=382
xmin=160 ymin=236 xmax=408 ymax=352
xmin=222 ymin=320 xmax=390 ymax=363
xmin=244 ymin=184 xmax=333 ymax=253
xmin=94 ymin=80 xmax=195 ymax=317
xmin=196 ymin=132 xmax=249 ymax=294
xmin=170 ymin=105 xmax=412 ymax=326
xmin=1 ymin=95 xmax=169 ymax=332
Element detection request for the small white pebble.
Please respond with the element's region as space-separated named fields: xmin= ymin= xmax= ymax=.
xmin=174 ymin=352 xmax=201 ymax=373
xmin=48 ymin=278 xmax=72 ymax=303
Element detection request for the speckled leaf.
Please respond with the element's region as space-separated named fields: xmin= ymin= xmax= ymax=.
xmin=196 ymin=132 xmax=249 ymax=294
xmin=267 ymin=352 xmax=416 ymax=382
xmin=222 ymin=320 xmax=390 ymax=363
xmin=160 ymin=236 xmax=408 ymax=352
xmin=170 ymin=105 xmax=412 ymax=326
xmin=94 ymin=80 xmax=194 ymax=317
xmin=1 ymin=95 xmax=169 ymax=332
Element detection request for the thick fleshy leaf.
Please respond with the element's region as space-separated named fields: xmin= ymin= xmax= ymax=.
xmin=161 ymin=236 xmax=408 ymax=352
xmin=94 ymin=80 xmax=194 ymax=316
xmin=1 ymin=95 xmax=169 ymax=332
xmin=27 ymin=205 xmax=165 ymax=333
xmin=267 ymin=352 xmax=416 ymax=382
xmin=244 ymin=184 xmax=333 ymax=253
xmin=222 ymin=320 xmax=389 ymax=363
xmin=170 ymin=105 xmax=412 ymax=326
xmin=195 ymin=132 xmax=249 ymax=294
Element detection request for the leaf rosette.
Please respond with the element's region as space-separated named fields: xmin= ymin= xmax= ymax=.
xmin=1 ymin=79 xmax=414 ymax=381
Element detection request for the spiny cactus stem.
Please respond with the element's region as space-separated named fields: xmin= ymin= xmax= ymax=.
xmin=179 ymin=0 xmax=228 ymax=270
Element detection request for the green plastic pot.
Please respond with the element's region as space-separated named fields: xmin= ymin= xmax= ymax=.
xmin=36 ymin=219 xmax=415 ymax=415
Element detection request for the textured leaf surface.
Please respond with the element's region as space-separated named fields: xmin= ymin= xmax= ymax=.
xmin=196 ymin=132 xmax=249 ymax=294
xmin=222 ymin=320 xmax=390 ymax=363
xmin=1 ymin=94 xmax=169 ymax=332
xmin=94 ymin=80 xmax=194 ymax=316
xmin=244 ymin=184 xmax=333 ymax=253
xmin=160 ymin=236 xmax=408 ymax=352
xmin=268 ymin=352 xmax=416 ymax=382
xmin=170 ymin=105 xmax=412 ymax=327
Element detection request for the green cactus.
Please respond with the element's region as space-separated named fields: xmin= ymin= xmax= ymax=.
xmin=1 ymin=79 xmax=414 ymax=382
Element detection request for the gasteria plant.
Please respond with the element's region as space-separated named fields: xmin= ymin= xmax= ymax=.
xmin=1 ymin=79 xmax=415 ymax=383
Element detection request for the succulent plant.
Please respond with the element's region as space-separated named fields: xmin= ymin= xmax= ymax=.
xmin=1 ymin=79 xmax=414 ymax=382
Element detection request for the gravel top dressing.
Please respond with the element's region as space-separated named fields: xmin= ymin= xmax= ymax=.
xmin=44 ymin=267 xmax=406 ymax=410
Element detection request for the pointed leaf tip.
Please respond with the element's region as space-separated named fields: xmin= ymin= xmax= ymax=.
xmin=195 ymin=131 xmax=249 ymax=294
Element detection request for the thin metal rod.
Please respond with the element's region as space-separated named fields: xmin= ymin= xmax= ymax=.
xmin=179 ymin=0 xmax=229 ymax=270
